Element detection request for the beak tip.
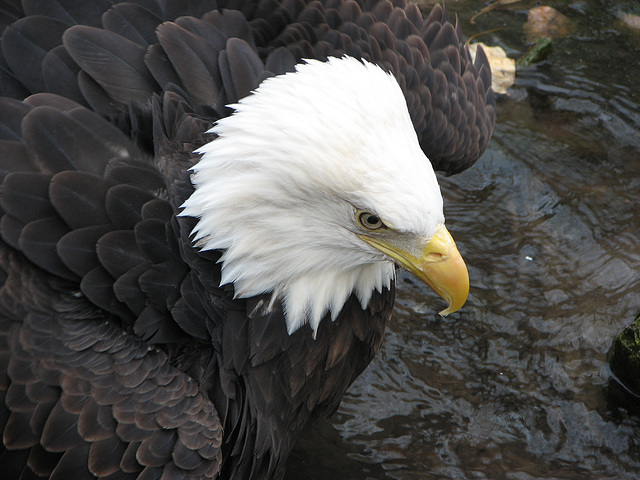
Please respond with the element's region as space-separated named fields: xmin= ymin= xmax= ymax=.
xmin=438 ymin=299 xmax=465 ymax=317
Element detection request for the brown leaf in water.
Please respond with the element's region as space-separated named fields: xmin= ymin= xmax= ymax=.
xmin=523 ymin=6 xmax=575 ymax=43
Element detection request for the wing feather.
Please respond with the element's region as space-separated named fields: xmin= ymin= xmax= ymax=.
xmin=105 ymin=184 xmax=157 ymax=230
xmin=0 ymin=98 xmax=30 ymax=141
xmin=25 ymin=444 xmax=60 ymax=477
xmin=77 ymin=401 xmax=113 ymax=442
xmin=144 ymin=43 xmax=183 ymax=92
xmin=219 ymin=37 xmax=264 ymax=103
xmin=80 ymin=266 xmax=133 ymax=319
xmin=0 ymin=142 xmax=35 ymax=183
xmin=49 ymin=172 xmax=113 ymax=229
xmin=88 ymin=435 xmax=127 ymax=476
xmin=156 ymin=21 xmax=222 ymax=107
xmin=96 ymin=231 xmax=146 ymax=279
xmin=1 ymin=16 xmax=69 ymax=93
xmin=102 ymin=3 xmax=161 ymax=46
xmin=41 ymin=400 xmax=83 ymax=452
xmin=63 ymin=25 xmax=158 ymax=105
xmin=0 ymin=173 xmax=56 ymax=223
xmin=112 ymin=264 xmax=148 ymax=314
xmin=21 ymin=0 xmax=113 ymax=27
xmin=19 ymin=217 xmax=77 ymax=281
xmin=42 ymin=46 xmax=86 ymax=104
xmin=50 ymin=446 xmax=94 ymax=480
xmin=76 ymin=69 xmax=122 ymax=117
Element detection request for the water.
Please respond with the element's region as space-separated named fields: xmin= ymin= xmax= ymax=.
xmin=286 ymin=1 xmax=640 ymax=478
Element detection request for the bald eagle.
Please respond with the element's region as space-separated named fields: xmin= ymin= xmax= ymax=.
xmin=0 ymin=1 xmax=495 ymax=479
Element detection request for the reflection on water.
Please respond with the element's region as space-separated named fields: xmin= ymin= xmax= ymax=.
xmin=286 ymin=1 xmax=640 ymax=478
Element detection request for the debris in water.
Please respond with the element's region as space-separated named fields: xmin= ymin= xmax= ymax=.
xmin=470 ymin=0 xmax=521 ymax=24
xmin=524 ymin=6 xmax=575 ymax=43
xmin=617 ymin=11 xmax=640 ymax=30
xmin=469 ymin=42 xmax=515 ymax=95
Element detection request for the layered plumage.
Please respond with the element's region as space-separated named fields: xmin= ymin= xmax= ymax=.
xmin=0 ymin=1 xmax=495 ymax=479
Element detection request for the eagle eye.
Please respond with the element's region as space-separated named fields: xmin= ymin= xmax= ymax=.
xmin=357 ymin=210 xmax=385 ymax=230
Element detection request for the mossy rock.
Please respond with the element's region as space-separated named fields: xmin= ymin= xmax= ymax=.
xmin=516 ymin=37 xmax=553 ymax=68
xmin=610 ymin=313 xmax=640 ymax=396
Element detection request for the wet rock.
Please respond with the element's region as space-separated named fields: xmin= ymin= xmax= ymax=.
xmin=609 ymin=313 xmax=640 ymax=396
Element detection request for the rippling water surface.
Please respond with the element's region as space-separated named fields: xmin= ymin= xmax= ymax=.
xmin=286 ymin=1 xmax=640 ymax=478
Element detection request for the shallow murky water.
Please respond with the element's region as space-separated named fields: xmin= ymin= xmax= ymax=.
xmin=286 ymin=1 xmax=640 ymax=479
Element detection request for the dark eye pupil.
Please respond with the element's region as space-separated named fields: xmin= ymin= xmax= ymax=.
xmin=358 ymin=211 xmax=384 ymax=230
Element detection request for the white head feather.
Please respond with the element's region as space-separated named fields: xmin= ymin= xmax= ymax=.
xmin=180 ymin=56 xmax=444 ymax=335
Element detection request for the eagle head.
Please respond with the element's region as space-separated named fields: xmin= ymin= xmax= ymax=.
xmin=180 ymin=56 xmax=469 ymax=335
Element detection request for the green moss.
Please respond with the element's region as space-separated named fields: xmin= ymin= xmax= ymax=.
xmin=610 ymin=313 xmax=640 ymax=395
xmin=516 ymin=37 xmax=553 ymax=68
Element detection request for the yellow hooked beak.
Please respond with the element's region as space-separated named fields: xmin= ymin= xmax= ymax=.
xmin=360 ymin=224 xmax=469 ymax=315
